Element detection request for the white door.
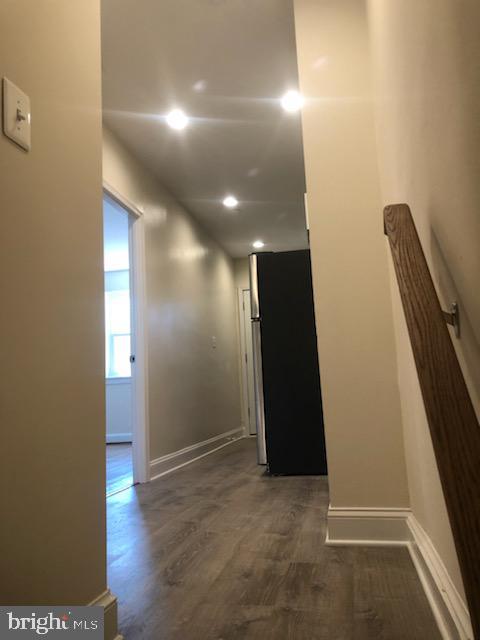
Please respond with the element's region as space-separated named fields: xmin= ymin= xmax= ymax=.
xmin=242 ymin=289 xmax=257 ymax=435
xmin=103 ymin=186 xmax=150 ymax=489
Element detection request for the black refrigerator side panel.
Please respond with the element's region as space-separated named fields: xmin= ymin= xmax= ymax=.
xmin=257 ymin=250 xmax=327 ymax=475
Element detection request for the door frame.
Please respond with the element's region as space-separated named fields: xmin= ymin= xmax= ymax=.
xmin=103 ymin=181 xmax=150 ymax=484
xmin=237 ymin=287 xmax=256 ymax=436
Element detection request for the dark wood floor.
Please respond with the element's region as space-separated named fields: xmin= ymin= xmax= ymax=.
xmin=107 ymin=438 xmax=441 ymax=640
xmin=106 ymin=443 xmax=133 ymax=496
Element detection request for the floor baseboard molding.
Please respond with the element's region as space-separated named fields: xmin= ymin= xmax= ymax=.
xmin=106 ymin=433 xmax=132 ymax=444
xmin=325 ymin=506 xmax=472 ymax=640
xmin=406 ymin=514 xmax=472 ymax=640
xmin=150 ymin=428 xmax=244 ymax=481
xmin=89 ymin=589 xmax=123 ymax=640
xmin=326 ymin=506 xmax=411 ymax=545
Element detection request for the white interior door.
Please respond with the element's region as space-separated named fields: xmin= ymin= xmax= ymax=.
xmin=103 ymin=185 xmax=150 ymax=489
xmin=242 ymin=289 xmax=257 ymax=435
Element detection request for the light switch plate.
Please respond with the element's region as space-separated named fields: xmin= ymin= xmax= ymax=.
xmin=2 ymin=77 xmax=31 ymax=151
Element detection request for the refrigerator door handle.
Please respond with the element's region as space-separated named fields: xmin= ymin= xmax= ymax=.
xmin=251 ymin=319 xmax=267 ymax=465
xmin=249 ymin=254 xmax=260 ymax=319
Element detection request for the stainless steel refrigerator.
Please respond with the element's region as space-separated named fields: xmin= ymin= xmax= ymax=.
xmin=249 ymin=249 xmax=327 ymax=475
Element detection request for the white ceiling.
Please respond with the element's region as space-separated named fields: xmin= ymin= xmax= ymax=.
xmin=101 ymin=0 xmax=308 ymax=258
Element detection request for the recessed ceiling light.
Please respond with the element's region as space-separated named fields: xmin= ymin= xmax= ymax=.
xmin=252 ymin=240 xmax=265 ymax=249
xmin=192 ymin=80 xmax=207 ymax=92
xmin=223 ymin=195 xmax=239 ymax=209
xmin=281 ymin=90 xmax=304 ymax=113
xmin=166 ymin=108 xmax=189 ymax=130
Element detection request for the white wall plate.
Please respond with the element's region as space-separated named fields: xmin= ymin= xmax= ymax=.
xmin=2 ymin=77 xmax=31 ymax=151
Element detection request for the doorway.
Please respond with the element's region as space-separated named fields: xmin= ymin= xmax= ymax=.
xmin=103 ymin=187 xmax=149 ymax=495
xmin=238 ymin=288 xmax=257 ymax=435
xmin=103 ymin=194 xmax=134 ymax=495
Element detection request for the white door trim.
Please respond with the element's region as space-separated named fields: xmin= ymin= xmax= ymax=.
xmin=237 ymin=288 xmax=249 ymax=435
xmin=237 ymin=287 xmax=256 ymax=436
xmin=103 ymin=181 xmax=150 ymax=484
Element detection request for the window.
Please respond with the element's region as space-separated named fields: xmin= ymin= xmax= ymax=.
xmin=105 ymin=288 xmax=131 ymax=378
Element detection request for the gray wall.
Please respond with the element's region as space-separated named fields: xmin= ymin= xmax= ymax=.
xmin=234 ymin=257 xmax=250 ymax=290
xmin=103 ymin=128 xmax=242 ymax=461
xmin=368 ymin=0 xmax=480 ymax=603
xmin=294 ymin=0 xmax=409 ymax=509
xmin=0 ymin=0 xmax=111 ymax=624
xmin=106 ymin=380 xmax=132 ymax=442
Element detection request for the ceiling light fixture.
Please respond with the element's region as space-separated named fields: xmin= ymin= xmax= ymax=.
xmin=252 ymin=240 xmax=265 ymax=249
xmin=192 ymin=80 xmax=207 ymax=92
xmin=281 ymin=90 xmax=304 ymax=113
xmin=223 ymin=195 xmax=239 ymax=209
xmin=166 ymin=108 xmax=189 ymax=130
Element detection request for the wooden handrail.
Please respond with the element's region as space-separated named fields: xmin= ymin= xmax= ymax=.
xmin=384 ymin=203 xmax=480 ymax=639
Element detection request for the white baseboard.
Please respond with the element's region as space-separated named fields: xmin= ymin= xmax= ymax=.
xmin=106 ymin=433 xmax=132 ymax=444
xmin=407 ymin=514 xmax=472 ymax=640
xmin=150 ymin=428 xmax=243 ymax=481
xmin=325 ymin=506 xmax=472 ymax=640
xmin=326 ymin=506 xmax=410 ymax=545
xmin=89 ymin=589 xmax=123 ymax=640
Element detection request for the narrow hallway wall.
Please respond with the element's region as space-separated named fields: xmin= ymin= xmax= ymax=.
xmin=103 ymin=129 xmax=242 ymax=466
xmin=0 ymin=1 xmax=118 ymax=637
xmin=293 ymin=0 xmax=409 ymax=512
xmin=368 ymin=0 xmax=480 ymax=612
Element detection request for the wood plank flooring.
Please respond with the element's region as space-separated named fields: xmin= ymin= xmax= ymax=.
xmin=107 ymin=438 xmax=441 ymax=640
xmin=106 ymin=443 xmax=133 ymax=496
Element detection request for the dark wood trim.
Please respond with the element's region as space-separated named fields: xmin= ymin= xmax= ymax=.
xmin=384 ymin=203 xmax=480 ymax=639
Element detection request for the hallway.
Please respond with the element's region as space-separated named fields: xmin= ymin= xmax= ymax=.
xmin=107 ymin=438 xmax=440 ymax=639
xmin=106 ymin=444 xmax=133 ymax=496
